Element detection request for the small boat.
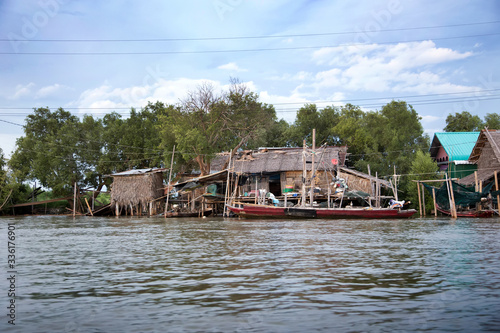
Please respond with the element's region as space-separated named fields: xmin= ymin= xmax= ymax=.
xmin=436 ymin=206 xmax=494 ymax=218
xmin=227 ymin=202 xmax=416 ymax=219
xmin=164 ymin=209 xmax=213 ymax=218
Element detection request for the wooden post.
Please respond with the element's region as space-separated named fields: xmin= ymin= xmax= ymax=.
xmin=432 ymin=187 xmax=437 ymax=217
xmin=327 ymin=187 xmax=331 ymax=208
xmin=309 ymin=129 xmax=316 ymax=206
xmin=284 ymin=193 xmax=287 ymax=207
xmin=474 ymin=171 xmax=478 ymax=192
xmin=223 ymin=152 xmax=232 ymax=217
xmin=164 ymin=145 xmax=176 ymax=217
xmin=448 ymin=177 xmax=457 ymax=218
xmin=495 ymin=171 xmax=500 ymax=212
xmin=417 ymin=180 xmax=422 ymax=217
xmin=301 ymin=139 xmax=307 ymax=207
xmin=115 ymin=203 xmax=119 ymax=216
xmin=254 ymin=177 xmax=258 ymax=204
xmin=421 ymin=183 xmax=426 ymax=217
xmin=85 ymin=198 xmax=93 ymax=216
xmin=73 ymin=182 xmax=77 ymax=218
xmin=393 ymin=166 xmax=399 ymax=201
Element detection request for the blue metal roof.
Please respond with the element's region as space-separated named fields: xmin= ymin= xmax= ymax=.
xmin=434 ymin=132 xmax=479 ymax=161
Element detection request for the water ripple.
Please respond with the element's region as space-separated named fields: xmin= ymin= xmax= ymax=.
xmin=1 ymin=216 xmax=500 ymax=332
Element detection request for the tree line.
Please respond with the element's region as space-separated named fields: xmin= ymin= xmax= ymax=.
xmin=1 ymin=80 xmax=499 ymax=209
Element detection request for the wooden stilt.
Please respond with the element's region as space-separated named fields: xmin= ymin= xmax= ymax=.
xmin=73 ymin=182 xmax=77 ymax=218
xmin=417 ymin=180 xmax=422 ymax=217
xmin=421 ymin=183 xmax=426 ymax=216
xmin=432 ymin=187 xmax=437 ymax=217
xmin=495 ymin=171 xmax=500 ymax=212
xmin=164 ymin=145 xmax=176 ymax=217
xmin=85 ymin=198 xmax=93 ymax=216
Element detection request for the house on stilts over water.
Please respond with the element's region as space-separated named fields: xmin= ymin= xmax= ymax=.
xmin=108 ymin=168 xmax=168 ymax=216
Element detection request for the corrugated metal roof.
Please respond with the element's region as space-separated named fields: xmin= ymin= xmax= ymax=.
xmin=433 ymin=132 xmax=479 ymax=161
xmin=110 ymin=168 xmax=168 ymax=177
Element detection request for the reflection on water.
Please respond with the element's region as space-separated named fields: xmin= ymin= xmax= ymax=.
xmin=1 ymin=216 xmax=500 ymax=332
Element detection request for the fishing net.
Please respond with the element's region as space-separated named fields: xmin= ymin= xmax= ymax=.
xmin=423 ymin=181 xmax=493 ymax=210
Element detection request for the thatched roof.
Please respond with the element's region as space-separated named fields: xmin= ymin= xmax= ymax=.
xmin=469 ymin=130 xmax=500 ymax=163
xmin=338 ymin=167 xmax=391 ymax=188
xmin=211 ymin=147 xmax=348 ymax=174
xmin=110 ymin=168 xmax=167 ymax=207
xmin=459 ymin=129 xmax=500 ymax=186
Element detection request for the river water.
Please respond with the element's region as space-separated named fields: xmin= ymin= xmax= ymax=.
xmin=1 ymin=216 xmax=500 ymax=332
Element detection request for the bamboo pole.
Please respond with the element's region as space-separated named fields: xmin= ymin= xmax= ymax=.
xmin=496 ymin=171 xmax=500 ymax=212
xmin=164 ymin=145 xmax=176 ymax=217
xmin=73 ymin=182 xmax=77 ymax=218
xmin=85 ymin=198 xmax=93 ymax=216
xmin=421 ymin=183 xmax=426 ymax=217
xmin=448 ymin=177 xmax=457 ymax=218
xmin=223 ymin=152 xmax=232 ymax=217
xmin=302 ymin=139 xmax=307 ymax=207
xmin=417 ymin=180 xmax=422 ymax=216
xmin=432 ymin=187 xmax=437 ymax=217
xmin=474 ymin=171 xmax=478 ymax=192
xmin=309 ymin=129 xmax=316 ymax=206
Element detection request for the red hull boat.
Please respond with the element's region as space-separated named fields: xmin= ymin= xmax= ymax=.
xmin=227 ymin=203 xmax=417 ymax=219
xmin=436 ymin=206 xmax=494 ymax=218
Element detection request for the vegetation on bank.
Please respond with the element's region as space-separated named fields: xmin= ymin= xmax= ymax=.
xmin=1 ymin=80 xmax=500 ymax=212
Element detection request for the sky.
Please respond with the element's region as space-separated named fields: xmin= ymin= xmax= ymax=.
xmin=1 ymin=0 xmax=500 ymax=158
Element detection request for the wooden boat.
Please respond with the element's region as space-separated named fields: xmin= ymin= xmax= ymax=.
xmin=436 ymin=206 xmax=494 ymax=218
xmin=227 ymin=202 xmax=416 ymax=219
xmin=164 ymin=209 xmax=213 ymax=218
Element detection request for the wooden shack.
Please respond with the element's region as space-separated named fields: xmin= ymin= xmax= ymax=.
xmin=459 ymin=129 xmax=500 ymax=188
xmin=109 ymin=168 xmax=167 ymax=216
xmin=210 ymin=147 xmax=390 ymax=200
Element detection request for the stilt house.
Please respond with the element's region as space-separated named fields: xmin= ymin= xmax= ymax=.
xmin=109 ymin=168 xmax=167 ymax=216
xmin=459 ymin=129 xmax=500 ymax=187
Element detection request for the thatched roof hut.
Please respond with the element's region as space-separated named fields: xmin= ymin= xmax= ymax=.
xmin=109 ymin=168 xmax=167 ymax=213
xmin=210 ymin=147 xmax=348 ymax=173
xmin=459 ymin=129 xmax=500 ymax=186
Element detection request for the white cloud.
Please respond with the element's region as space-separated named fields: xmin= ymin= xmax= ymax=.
xmin=217 ymin=62 xmax=248 ymax=72
xmin=36 ymin=84 xmax=70 ymax=98
xmin=71 ymin=78 xmax=229 ymax=114
xmin=10 ymin=82 xmax=35 ymax=100
xmin=307 ymin=41 xmax=477 ymax=94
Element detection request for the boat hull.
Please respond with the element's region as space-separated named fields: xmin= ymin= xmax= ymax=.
xmin=227 ymin=204 xmax=416 ymax=219
xmin=436 ymin=207 xmax=494 ymax=218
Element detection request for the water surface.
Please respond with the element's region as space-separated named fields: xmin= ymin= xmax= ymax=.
xmin=1 ymin=216 xmax=499 ymax=332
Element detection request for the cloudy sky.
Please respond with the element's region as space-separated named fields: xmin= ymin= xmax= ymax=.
xmin=1 ymin=0 xmax=500 ymax=157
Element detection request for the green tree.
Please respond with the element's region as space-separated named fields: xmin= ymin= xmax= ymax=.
xmin=159 ymin=81 xmax=277 ymax=175
xmin=405 ymin=150 xmax=439 ymax=211
xmin=286 ymin=104 xmax=341 ymax=146
xmin=444 ymin=111 xmax=484 ymax=132
xmin=9 ymin=107 xmax=82 ymax=196
xmin=484 ymin=113 xmax=500 ymax=130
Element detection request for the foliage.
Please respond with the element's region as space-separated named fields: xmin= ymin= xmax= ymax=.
xmin=158 ymin=80 xmax=277 ymax=175
xmin=404 ymin=150 xmax=439 ymax=211
xmin=9 ymin=107 xmax=81 ymax=196
xmin=444 ymin=111 xmax=484 ymax=132
xmin=286 ymin=104 xmax=341 ymax=146
xmin=484 ymin=113 xmax=500 ymax=130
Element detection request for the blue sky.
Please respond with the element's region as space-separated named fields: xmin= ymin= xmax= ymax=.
xmin=1 ymin=0 xmax=500 ymax=157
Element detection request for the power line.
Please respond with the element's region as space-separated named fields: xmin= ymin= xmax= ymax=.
xmin=1 ymin=88 xmax=499 ymax=115
xmin=1 ymin=20 xmax=498 ymax=43
xmin=2 ymin=33 xmax=499 ymax=55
